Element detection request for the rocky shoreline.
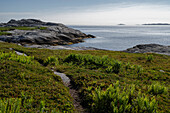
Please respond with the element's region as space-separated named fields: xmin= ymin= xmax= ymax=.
xmin=23 ymin=44 xmax=102 ymax=50
xmin=123 ymin=44 xmax=170 ymax=56
xmin=0 ymin=19 xmax=95 ymax=45
xmin=22 ymin=43 xmax=170 ymax=56
xmin=0 ymin=19 xmax=169 ymax=55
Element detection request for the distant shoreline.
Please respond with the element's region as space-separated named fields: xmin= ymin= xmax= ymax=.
xmin=142 ymin=23 xmax=170 ymax=25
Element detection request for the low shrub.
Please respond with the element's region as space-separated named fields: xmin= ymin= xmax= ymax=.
xmin=44 ymin=56 xmax=59 ymax=66
xmin=125 ymin=62 xmax=131 ymax=71
xmin=91 ymin=81 xmax=157 ymax=113
xmin=134 ymin=92 xmax=157 ymax=113
xmin=148 ymin=82 xmax=168 ymax=95
xmin=0 ymin=98 xmax=21 ymax=113
xmin=0 ymin=52 xmax=36 ymax=64
xmin=64 ymin=54 xmax=109 ymax=67
xmin=64 ymin=54 xmax=122 ymax=73
xmin=146 ymin=55 xmax=154 ymax=62
xmin=106 ymin=60 xmax=122 ymax=74
xmin=0 ymin=98 xmax=61 ymax=113
xmin=136 ymin=65 xmax=143 ymax=75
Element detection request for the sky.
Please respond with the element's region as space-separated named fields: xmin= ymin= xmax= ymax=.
xmin=0 ymin=0 xmax=170 ymax=25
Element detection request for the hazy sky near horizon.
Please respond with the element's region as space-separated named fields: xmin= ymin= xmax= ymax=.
xmin=1 ymin=0 xmax=170 ymax=25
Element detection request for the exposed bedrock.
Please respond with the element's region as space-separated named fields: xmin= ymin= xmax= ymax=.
xmin=0 ymin=19 xmax=95 ymax=45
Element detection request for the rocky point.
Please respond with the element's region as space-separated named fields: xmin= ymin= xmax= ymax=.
xmin=0 ymin=19 xmax=95 ymax=45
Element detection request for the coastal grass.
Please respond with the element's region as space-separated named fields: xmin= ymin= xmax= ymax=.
xmin=0 ymin=32 xmax=12 ymax=36
xmin=0 ymin=26 xmax=47 ymax=36
xmin=0 ymin=26 xmax=47 ymax=32
xmin=0 ymin=42 xmax=169 ymax=112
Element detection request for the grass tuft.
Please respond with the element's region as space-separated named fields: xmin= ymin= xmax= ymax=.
xmin=146 ymin=55 xmax=154 ymax=62
xmin=148 ymin=82 xmax=168 ymax=95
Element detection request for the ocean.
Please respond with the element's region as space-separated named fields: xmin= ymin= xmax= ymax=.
xmin=68 ymin=25 xmax=170 ymax=51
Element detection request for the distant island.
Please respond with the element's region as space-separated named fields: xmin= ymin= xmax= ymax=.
xmin=118 ymin=23 xmax=125 ymax=25
xmin=142 ymin=23 xmax=170 ymax=25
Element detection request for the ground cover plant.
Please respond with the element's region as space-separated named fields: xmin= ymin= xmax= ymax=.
xmin=0 ymin=42 xmax=169 ymax=112
xmin=0 ymin=26 xmax=47 ymax=31
xmin=0 ymin=32 xmax=12 ymax=36
xmin=0 ymin=43 xmax=74 ymax=112
xmin=0 ymin=26 xmax=47 ymax=36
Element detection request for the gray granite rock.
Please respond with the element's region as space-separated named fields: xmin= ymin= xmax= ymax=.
xmin=124 ymin=44 xmax=170 ymax=56
xmin=23 ymin=44 xmax=102 ymax=50
xmin=0 ymin=19 xmax=95 ymax=45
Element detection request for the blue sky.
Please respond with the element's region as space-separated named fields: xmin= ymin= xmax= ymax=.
xmin=1 ymin=0 xmax=170 ymax=25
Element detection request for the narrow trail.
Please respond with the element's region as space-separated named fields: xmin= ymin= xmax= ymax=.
xmin=13 ymin=49 xmax=87 ymax=113
xmin=53 ymin=71 xmax=87 ymax=113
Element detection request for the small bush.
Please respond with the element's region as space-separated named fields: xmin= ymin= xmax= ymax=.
xmin=148 ymin=82 xmax=168 ymax=95
xmin=91 ymin=82 xmax=158 ymax=113
xmin=136 ymin=65 xmax=143 ymax=75
xmin=125 ymin=62 xmax=131 ymax=70
xmin=146 ymin=55 xmax=154 ymax=62
xmin=0 ymin=98 xmax=61 ymax=113
xmin=0 ymin=52 xmax=36 ymax=64
xmin=44 ymin=56 xmax=59 ymax=66
xmin=134 ymin=92 xmax=157 ymax=113
xmin=64 ymin=53 xmax=122 ymax=73
xmin=0 ymin=98 xmax=21 ymax=113
xmin=64 ymin=54 xmax=110 ymax=67
xmin=91 ymin=81 xmax=132 ymax=113
xmin=106 ymin=60 xmax=122 ymax=74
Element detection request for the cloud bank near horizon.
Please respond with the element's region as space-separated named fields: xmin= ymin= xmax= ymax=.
xmin=0 ymin=2 xmax=170 ymax=25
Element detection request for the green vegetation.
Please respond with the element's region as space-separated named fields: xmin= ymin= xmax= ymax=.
xmin=148 ymin=82 xmax=168 ymax=95
xmin=0 ymin=26 xmax=47 ymax=36
xmin=0 ymin=98 xmax=60 ymax=113
xmin=0 ymin=32 xmax=12 ymax=36
xmin=91 ymin=82 xmax=157 ymax=113
xmin=0 ymin=42 xmax=169 ymax=112
xmin=146 ymin=55 xmax=154 ymax=62
xmin=0 ymin=26 xmax=47 ymax=31
xmin=0 ymin=52 xmax=36 ymax=64
xmin=64 ymin=54 xmax=122 ymax=74
xmin=44 ymin=56 xmax=59 ymax=66
xmin=0 ymin=43 xmax=74 ymax=112
xmin=0 ymin=98 xmax=21 ymax=113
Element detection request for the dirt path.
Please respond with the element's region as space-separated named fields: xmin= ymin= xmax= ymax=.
xmin=53 ymin=71 xmax=87 ymax=113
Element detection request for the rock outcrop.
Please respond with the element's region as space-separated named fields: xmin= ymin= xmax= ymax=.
xmin=124 ymin=44 xmax=170 ymax=56
xmin=0 ymin=19 xmax=95 ymax=45
xmin=24 ymin=44 xmax=102 ymax=50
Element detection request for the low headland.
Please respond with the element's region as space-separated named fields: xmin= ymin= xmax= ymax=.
xmin=0 ymin=19 xmax=95 ymax=45
xmin=0 ymin=19 xmax=169 ymax=113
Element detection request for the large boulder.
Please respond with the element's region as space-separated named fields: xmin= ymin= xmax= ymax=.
xmin=0 ymin=19 xmax=95 ymax=45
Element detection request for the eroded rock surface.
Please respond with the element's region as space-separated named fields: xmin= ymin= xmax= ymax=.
xmin=0 ymin=19 xmax=95 ymax=45
xmin=124 ymin=44 xmax=170 ymax=55
xmin=24 ymin=44 xmax=101 ymax=50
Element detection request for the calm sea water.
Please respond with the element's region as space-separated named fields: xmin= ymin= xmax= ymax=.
xmin=68 ymin=25 xmax=170 ymax=51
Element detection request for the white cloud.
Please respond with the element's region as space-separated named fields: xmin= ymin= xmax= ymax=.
xmin=1 ymin=4 xmax=170 ymax=25
xmin=40 ymin=4 xmax=170 ymax=25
